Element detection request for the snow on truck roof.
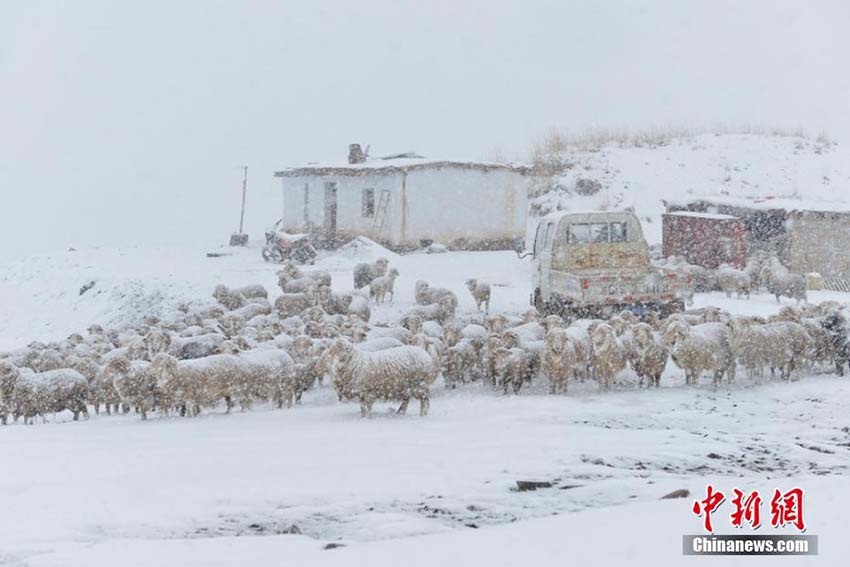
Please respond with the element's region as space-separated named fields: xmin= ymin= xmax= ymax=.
xmin=538 ymin=210 xmax=639 ymax=222
xmin=274 ymin=155 xmax=530 ymax=178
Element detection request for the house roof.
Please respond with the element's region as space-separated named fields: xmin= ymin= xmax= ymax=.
xmin=274 ymin=155 xmax=531 ymax=178
xmin=666 ymin=195 xmax=850 ymax=216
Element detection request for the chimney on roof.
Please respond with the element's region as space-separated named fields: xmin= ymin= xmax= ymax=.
xmin=348 ymin=143 xmax=367 ymax=164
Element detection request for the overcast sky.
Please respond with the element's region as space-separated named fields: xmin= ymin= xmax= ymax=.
xmin=2 ymin=0 xmax=848 ymax=261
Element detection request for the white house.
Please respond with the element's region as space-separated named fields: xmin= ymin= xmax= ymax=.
xmin=273 ymin=146 xmax=530 ymax=250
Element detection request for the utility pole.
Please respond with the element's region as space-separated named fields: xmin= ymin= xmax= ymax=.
xmin=239 ymin=165 xmax=248 ymax=234
xmin=229 ymin=165 xmax=249 ymax=246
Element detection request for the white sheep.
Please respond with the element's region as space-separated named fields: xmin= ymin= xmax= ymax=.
xmin=104 ymin=356 xmax=156 ymax=419
xmin=274 ymin=291 xmax=318 ymax=318
xmin=402 ymin=296 xmax=456 ymax=324
xmin=725 ymin=318 xmax=810 ymax=382
xmin=322 ymin=338 xmax=438 ymax=417
xmin=715 ymin=264 xmax=751 ymax=299
xmin=760 ymin=265 xmax=807 ymax=303
xmin=353 ymin=257 xmax=390 ymax=289
xmin=589 ymin=324 xmax=626 ymax=390
xmin=369 ymin=268 xmax=400 ymax=303
xmin=493 ymin=346 xmax=531 ymax=395
xmin=630 ymin=323 xmax=668 ymax=387
xmin=542 ymin=328 xmax=577 ymax=394
xmin=663 ymin=321 xmax=736 ymax=386
xmin=0 ymin=362 xmax=89 ymax=424
xmin=465 ymin=279 xmax=491 ymax=313
xmin=444 ymin=338 xmax=478 ymax=388
xmin=414 ymin=281 xmax=459 ymax=311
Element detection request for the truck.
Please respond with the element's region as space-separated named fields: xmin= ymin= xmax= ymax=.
xmin=520 ymin=211 xmax=692 ymax=318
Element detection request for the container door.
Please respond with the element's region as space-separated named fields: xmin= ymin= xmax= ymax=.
xmin=323 ymin=182 xmax=338 ymax=245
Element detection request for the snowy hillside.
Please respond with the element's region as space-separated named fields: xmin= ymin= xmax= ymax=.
xmin=529 ymin=133 xmax=850 ymax=244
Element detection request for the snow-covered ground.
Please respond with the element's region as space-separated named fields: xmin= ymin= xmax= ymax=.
xmin=3 ymin=241 xmax=850 ymax=565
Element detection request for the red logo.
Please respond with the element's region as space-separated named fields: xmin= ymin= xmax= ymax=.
xmin=770 ymin=488 xmax=806 ymax=532
xmin=692 ymin=486 xmax=806 ymax=533
xmin=730 ymin=488 xmax=762 ymax=529
xmin=692 ymin=484 xmax=725 ymax=533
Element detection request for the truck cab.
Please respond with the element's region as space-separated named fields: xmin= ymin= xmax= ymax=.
xmin=528 ymin=211 xmax=689 ymax=317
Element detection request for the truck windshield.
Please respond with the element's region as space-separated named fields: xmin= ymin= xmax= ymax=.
xmin=568 ymin=222 xmax=628 ymax=244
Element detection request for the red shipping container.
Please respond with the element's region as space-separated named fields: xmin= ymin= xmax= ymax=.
xmin=662 ymin=211 xmax=747 ymax=269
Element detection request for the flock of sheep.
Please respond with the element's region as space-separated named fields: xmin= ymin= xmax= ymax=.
xmin=661 ymin=251 xmax=808 ymax=304
xmin=1 ymin=253 xmax=848 ymax=425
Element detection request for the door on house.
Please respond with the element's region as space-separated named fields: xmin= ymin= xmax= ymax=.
xmin=323 ymin=182 xmax=338 ymax=245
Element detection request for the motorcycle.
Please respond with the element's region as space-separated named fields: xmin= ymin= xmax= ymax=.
xmin=261 ymin=221 xmax=317 ymax=264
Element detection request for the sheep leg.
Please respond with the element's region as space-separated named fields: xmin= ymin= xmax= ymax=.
xmin=359 ymin=398 xmax=373 ymax=418
xmin=397 ymin=398 xmax=410 ymax=415
xmin=419 ymin=396 xmax=430 ymax=416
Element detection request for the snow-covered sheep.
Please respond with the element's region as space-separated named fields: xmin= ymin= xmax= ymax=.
xmin=356 ymin=337 xmax=406 ymax=352
xmin=353 ymin=257 xmax=389 ymax=289
xmin=420 ymin=320 xmax=444 ymax=339
xmin=715 ymin=264 xmax=751 ymax=299
xmin=484 ymin=314 xmax=509 ymax=334
xmin=168 ymin=333 xmax=226 ymax=360
xmin=760 ymin=266 xmax=807 ymax=303
xmin=589 ymin=324 xmax=626 ymax=390
xmin=493 ymin=346 xmax=531 ymax=395
xmin=542 ymin=328 xmax=578 ymax=394
xmin=239 ymin=348 xmax=297 ymax=409
xmin=212 ymin=284 xmax=247 ymax=310
xmin=274 ymin=292 xmax=317 ymax=318
xmin=414 ymin=281 xmax=458 ymax=310
xmin=565 ymin=326 xmax=592 ymax=382
xmin=663 ymin=321 xmax=736 ymax=386
xmin=347 ymin=293 xmax=371 ymax=323
xmin=402 ymin=296 xmax=457 ymax=325
xmin=399 ymin=312 xmax=424 ymax=335
xmin=230 ymin=300 xmax=273 ymax=321
xmin=820 ymin=312 xmax=849 ymax=376
xmin=480 ymin=335 xmax=503 ymax=388
xmin=541 ymin=314 xmax=565 ymax=332
xmin=725 ymin=318 xmax=810 ymax=382
xmin=102 ymin=356 xmax=155 ymax=418
xmin=444 ymin=339 xmax=478 ymax=388
xmin=142 ymin=329 xmax=172 ymax=360
xmin=0 ymin=362 xmax=89 ymax=424
xmin=150 ymin=353 xmax=251 ymax=416
xmin=317 ymin=286 xmax=353 ymax=316
xmin=630 ymin=323 xmax=668 ymax=387
xmin=322 ymin=339 xmax=438 ymax=417
xmin=369 ymin=268 xmax=400 ymax=303
xmin=465 ymin=279 xmax=491 ymax=313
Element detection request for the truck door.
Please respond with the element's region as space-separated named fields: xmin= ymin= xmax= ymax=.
xmin=537 ymin=221 xmax=555 ymax=302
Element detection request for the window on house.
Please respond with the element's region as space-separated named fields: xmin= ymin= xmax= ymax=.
xmin=362 ymin=188 xmax=375 ymax=218
xmin=303 ymin=183 xmax=309 ymax=224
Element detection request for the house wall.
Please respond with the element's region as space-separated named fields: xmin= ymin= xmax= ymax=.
xmin=280 ymin=165 xmax=528 ymax=249
xmin=280 ymin=173 xmax=404 ymax=244
xmin=786 ymin=211 xmax=850 ymax=278
xmin=402 ymin=167 xmax=527 ymax=248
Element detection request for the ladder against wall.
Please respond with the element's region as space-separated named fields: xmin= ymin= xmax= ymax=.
xmin=373 ymin=189 xmax=391 ymax=231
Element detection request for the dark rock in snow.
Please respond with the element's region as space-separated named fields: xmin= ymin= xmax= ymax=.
xmin=324 ymin=543 xmax=346 ymax=550
xmin=79 ymin=281 xmax=95 ymax=296
xmin=515 ymin=480 xmax=553 ymax=491
xmin=660 ymin=489 xmax=690 ymax=500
